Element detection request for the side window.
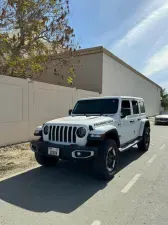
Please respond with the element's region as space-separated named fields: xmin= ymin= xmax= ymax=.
xmin=140 ymin=101 xmax=145 ymax=113
xmin=132 ymin=100 xmax=139 ymax=114
xmin=121 ymin=100 xmax=131 ymax=117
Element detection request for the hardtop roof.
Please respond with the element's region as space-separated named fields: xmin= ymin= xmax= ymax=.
xmin=78 ymin=96 xmax=144 ymax=101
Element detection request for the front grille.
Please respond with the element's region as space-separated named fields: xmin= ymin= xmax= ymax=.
xmin=49 ymin=126 xmax=77 ymax=143
xmin=157 ymin=118 xmax=168 ymax=122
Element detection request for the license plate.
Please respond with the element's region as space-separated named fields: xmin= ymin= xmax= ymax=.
xmin=48 ymin=147 xmax=59 ymax=156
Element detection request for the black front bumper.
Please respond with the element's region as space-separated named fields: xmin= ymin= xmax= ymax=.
xmin=30 ymin=141 xmax=98 ymax=160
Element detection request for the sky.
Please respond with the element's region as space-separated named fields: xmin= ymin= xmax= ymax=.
xmin=69 ymin=0 xmax=168 ymax=91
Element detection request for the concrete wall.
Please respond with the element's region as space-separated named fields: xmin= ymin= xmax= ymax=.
xmin=102 ymin=53 xmax=161 ymax=116
xmin=0 ymin=76 xmax=29 ymax=147
xmin=37 ymin=52 xmax=103 ymax=93
xmin=0 ymin=75 xmax=99 ymax=146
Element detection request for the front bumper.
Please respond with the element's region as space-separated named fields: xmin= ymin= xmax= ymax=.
xmin=30 ymin=141 xmax=98 ymax=160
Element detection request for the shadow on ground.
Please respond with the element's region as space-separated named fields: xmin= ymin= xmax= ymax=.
xmin=0 ymin=147 xmax=144 ymax=213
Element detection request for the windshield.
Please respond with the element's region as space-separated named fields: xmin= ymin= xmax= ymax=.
xmin=160 ymin=111 xmax=168 ymax=115
xmin=72 ymin=99 xmax=119 ymax=115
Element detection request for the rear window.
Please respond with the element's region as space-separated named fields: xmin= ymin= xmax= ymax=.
xmin=140 ymin=101 xmax=145 ymax=113
xmin=132 ymin=100 xmax=139 ymax=114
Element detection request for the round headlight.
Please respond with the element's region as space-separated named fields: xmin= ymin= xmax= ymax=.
xmin=44 ymin=125 xmax=49 ymax=135
xmin=76 ymin=127 xmax=86 ymax=138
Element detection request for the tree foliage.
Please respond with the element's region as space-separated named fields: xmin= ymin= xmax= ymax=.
xmin=161 ymin=88 xmax=168 ymax=110
xmin=0 ymin=0 xmax=79 ymax=84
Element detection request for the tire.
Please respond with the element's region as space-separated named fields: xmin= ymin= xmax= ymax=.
xmin=93 ymin=139 xmax=119 ymax=180
xmin=35 ymin=153 xmax=59 ymax=167
xmin=138 ymin=126 xmax=150 ymax=152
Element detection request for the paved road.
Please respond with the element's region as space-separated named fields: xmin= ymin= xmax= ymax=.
xmin=0 ymin=125 xmax=168 ymax=225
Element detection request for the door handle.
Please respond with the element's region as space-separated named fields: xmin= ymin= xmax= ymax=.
xmin=137 ymin=118 xmax=141 ymax=121
xmin=130 ymin=120 xmax=135 ymax=123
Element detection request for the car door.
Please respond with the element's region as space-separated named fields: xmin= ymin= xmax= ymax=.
xmin=118 ymin=99 xmax=135 ymax=145
xmin=131 ymin=100 xmax=141 ymax=139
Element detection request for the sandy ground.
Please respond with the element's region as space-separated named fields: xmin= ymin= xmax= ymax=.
xmin=0 ymin=143 xmax=38 ymax=179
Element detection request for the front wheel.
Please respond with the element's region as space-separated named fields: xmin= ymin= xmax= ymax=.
xmin=93 ymin=139 xmax=119 ymax=180
xmin=35 ymin=153 xmax=59 ymax=167
xmin=138 ymin=126 xmax=150 ymax=152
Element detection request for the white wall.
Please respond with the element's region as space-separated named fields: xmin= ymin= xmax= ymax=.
xmin=0 ymin=75 xmax=99 ymax=146
xmin=75 ymin=89 xmax=101 ymax=100
xmin=0 ymin=76 xmax=29 ymax=147
xmin=102 ymin=54 xmax=161 ymax=116
xmin=29 ymin=81 xmax=77 ymax=140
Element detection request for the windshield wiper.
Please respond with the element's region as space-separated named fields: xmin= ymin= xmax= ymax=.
xmin=72 ymin=113 xmax=98 ymax=116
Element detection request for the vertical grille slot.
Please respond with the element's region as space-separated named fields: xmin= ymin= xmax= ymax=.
xmin=52 ymin=126 xmax=56 ymax=141
xmin=49 ymin=126 xmax=52 ymax=141
xmin=56 ymin=126 xmax=60 ymax=141
xmin=68 ymin=127 xmax=72 ymax=142
xmin=73 ymin=127 xmax=77 ymax=143
xmin=64 ymin=127 xmax=68 ymax=142
xmin=67 ymin=127 xmax=69 ymax=142
xmin=60 ymin=126 xmax=64 ymax=142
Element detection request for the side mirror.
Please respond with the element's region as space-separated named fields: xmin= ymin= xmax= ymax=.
xmin=69 ymin=109 xmax=72 ymax=115
xmin=120 ymin=113 xmax=126 ymax=119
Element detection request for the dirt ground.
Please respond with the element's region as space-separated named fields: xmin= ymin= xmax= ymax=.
xmin=0 ymin=143 xmax=38 ymax=179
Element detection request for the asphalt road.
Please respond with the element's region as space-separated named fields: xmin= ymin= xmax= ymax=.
xmin=0 ymin=124 xmax=168 ymax=225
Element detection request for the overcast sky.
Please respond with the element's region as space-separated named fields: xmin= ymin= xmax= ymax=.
xmin=70 ymin=0 xmax=168 ymax=90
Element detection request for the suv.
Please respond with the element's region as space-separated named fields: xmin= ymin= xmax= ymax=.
xmin=31 ymin=96 xmax=150 ymax=180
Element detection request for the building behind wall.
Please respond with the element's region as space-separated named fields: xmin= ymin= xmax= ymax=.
xmin=37 ymin=46 xmax=161 ymax=116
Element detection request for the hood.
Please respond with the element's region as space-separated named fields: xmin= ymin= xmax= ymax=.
xmin=155 ymin=115 xmax=168 ymax=119
xmin=45 ymin=115 xmax=114 ymax=127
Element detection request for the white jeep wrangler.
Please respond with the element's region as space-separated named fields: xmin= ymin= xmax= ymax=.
xmin=31 ymin=96 xmax=150 ymax=180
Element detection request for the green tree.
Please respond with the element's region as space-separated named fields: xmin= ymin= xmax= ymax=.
xmin=0 ymin=0 xmax=79 ymax=84
xmin=161 ymin=88 xmax=168 ymax=110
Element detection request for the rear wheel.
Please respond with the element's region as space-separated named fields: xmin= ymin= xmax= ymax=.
xmin=93 ymin=139 xmax=119 ymax=180
xmin=35 ymin=153 xmax=59 ymax=167
xmin=138 ymin=126 xmax=150 ymax=152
